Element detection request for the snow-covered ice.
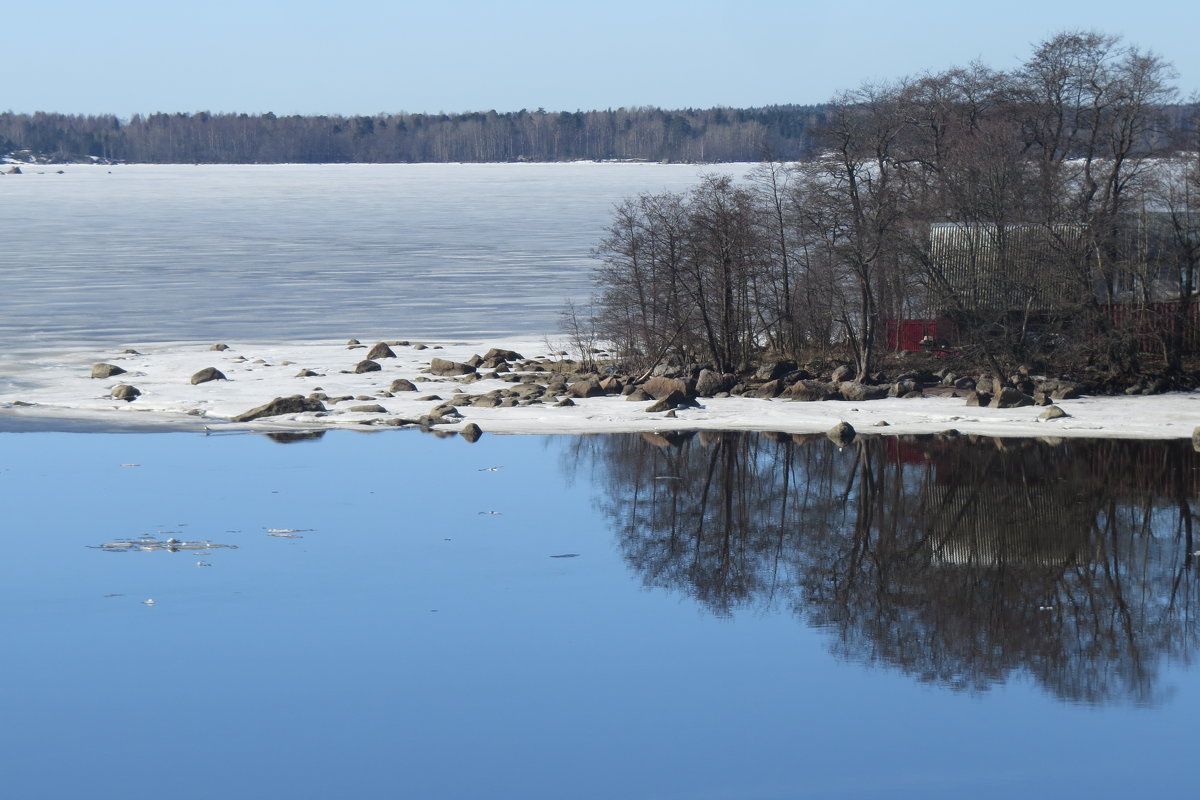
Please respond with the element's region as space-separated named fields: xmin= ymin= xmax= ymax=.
xmin=3 ymin=336 xmax=1198 ymax=440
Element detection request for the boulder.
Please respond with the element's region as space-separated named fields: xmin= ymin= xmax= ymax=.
xmin=830 ymin=364 xmax=854 ymax=383
xmin=91 ymin=363 xmax=126 ymax=379
xmin=989 ymin=387 xmax=1034 ymax=409
xmin=231 ymin=395 xmax=327 ymax=422
xmin=1040 ymin=380 xmax=1082 ymax=400
xmin=460 ymin=423 xmax=483 ymax=442
xmin=111 ymin=384 xmax=140 ymax=401
xmin=354 ymin=359 xmax=382 ymax=373
xmin=839 ymin=382 xmax=888 ymax=402
xmin=695 ymin=369 xmax=735 ymax=397
xmin=390 ymin=378 xmax=417 ymax=392
xmin=483 ymin=348 xmax=524 ymax=362
xmin=429 ymin=404 xmax=463 ymax=419
xmin=754 ymin=360 xmax=796 ymax=382
xmin=827 ymin=421 xmax=856 ymax=448
xmin=783 ymin=380 xmax=839 ymax=402
xmin=366 ymin=342 xmax=396 ymax=359
xmin=752 ymin=379 xmax=783 ymax=399
xmin=190 ymin=367 xmax=227 ymax=385
xmin=1039 ymin=405 xmax=1068 ymax=420
xmin=295 ymin=369 xmax=319 ymax=377
xmin=429 ymin=357 xmax=476 ymax=376
xmin=964 ymin=391 xmax=992 ymax=407
xmin=599 ymin=376 xmax=624 ymax=394
xmin=626 ymin=388 xmax=651 ymax=402
xmin=348 ymin=404 xmax=387 ymax=413
xmin=888 ymin=379 xmax=920 ymax=398
xmin=567 ymin=377 xmax=605 ymax=398
xmin=641 ymin=376 xmax=693 ymax=399
xmin=646 ymin=390 xmax=691 ymax=412
xmin=470 ymin=395 xmax=502 ymax=408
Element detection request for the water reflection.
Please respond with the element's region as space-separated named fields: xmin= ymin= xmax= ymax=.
xmin=568 ymin=432 xmax=1200 ymax=705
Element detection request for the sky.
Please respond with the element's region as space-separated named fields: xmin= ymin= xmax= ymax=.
xmin=6 ymin=0 xmax=1198 ymax=117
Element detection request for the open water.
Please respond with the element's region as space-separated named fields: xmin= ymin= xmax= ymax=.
xmin=1 ymin=429 xmax=1197 ymax=799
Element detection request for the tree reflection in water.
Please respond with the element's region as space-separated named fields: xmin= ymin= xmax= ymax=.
xmin=565 ymin=431 xmax=1200 ymax=706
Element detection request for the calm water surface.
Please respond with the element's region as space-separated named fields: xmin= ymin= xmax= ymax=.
xmin=1 ymin=429 xmax=1195 ymax=800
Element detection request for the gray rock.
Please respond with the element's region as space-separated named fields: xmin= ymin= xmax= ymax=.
xmin=989 ymin=387 xmax=1034 ymax=409
xmin=232 ymin=395 xmax=327 ymax=422
xmin=349 ymin=404 xmax=387 ymax=413
xmin=190 ymin=367 xmax=227 ymax=385
xmin=839 ymin=382 xmax=888 ymax=402
xmin=827 ymin=421 xmax=856 ymax=447
xmin=390 ymin=378 xmax=417 ymax=392
xmin=626 ymin=388 xmax=651 ymax=402
xmin=568 ymin=377 xmax=605 ymax=398
xmin=599 ymin=376 xmax=623 ymax=394
xmin=429 ymin=357 xmax=476 ymax=376
xmin=754 ymin=360 xmax=796 ymax=381
xmin=483 ymin=348 xmax=524 ymax=362
xmin=752 ymin=379 xmax=783 ymax=398
xmin=695 ymin=369 xmax=735 ymax=397
xmin=645 ymin=390 xmax=690 ymax=412
xmin=111 ymin=384 xmax=140 ymax=401
xmin=830 ymin=364 xmax=854 ymax=383
xmin=964 ymin=391 xmax=992 ymax=407
xmin=460 ymin=423 xmax=483 ymax=442
xmin=641 ymin=376 xmax=693 ymax=400
xmin=783 ymin=380 xmax=838 ymax=402
xmin=471 ymin=395 xmax=502 ymax=408
xmin=91 ymin=363 xmax=126 ymax=379
xmin=366 ymin=342 xmax=396 ymax=359
xmin=295 ymin=369 xmax=319 ymax=377
xmin=354 ymin=359 xmax=382 ymax=373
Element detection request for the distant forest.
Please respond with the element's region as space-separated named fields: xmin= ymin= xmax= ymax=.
xmin=0 ymin=106 xmax=842 ymax=164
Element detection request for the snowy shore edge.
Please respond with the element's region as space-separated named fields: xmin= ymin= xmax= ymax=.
xmin=3 ymin=336 xmax=1200 ymax=441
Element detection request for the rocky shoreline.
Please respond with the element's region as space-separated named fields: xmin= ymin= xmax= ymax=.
xmin=3 ymin=337 xmax=1198 ymax=441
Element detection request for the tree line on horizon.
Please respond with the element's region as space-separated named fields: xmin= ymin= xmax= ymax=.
xmin=0 ymin=105 xmax=833 ymax=164
xmin=587 ymin=32 xmax=1200 ymax=386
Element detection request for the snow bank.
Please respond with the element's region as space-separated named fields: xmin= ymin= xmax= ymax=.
xmin=3 ymin=337 xmax=1199 ymax=440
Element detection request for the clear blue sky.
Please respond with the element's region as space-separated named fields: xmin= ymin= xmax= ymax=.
xmin=8 ymin=0 xmax=1197 ymax=116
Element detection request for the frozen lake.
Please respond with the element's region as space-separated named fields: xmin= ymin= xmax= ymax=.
xmin=0 ymin=162 xmax=740 ymax=355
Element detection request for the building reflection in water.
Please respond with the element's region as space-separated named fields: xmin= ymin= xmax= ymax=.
xmin=564 ymin=431 xmax=1200 ymax=706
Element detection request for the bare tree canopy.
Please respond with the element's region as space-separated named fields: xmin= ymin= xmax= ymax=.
xmin=587 ymin=31 xmax=1200 ymax=386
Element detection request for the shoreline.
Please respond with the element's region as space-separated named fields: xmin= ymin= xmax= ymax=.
xmin=3 ymin=337 xmax=1200 ymax=441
